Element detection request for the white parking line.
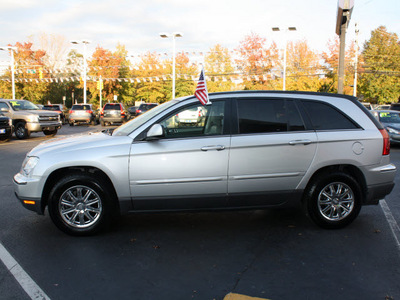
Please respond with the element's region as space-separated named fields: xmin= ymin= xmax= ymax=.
xmin=0 ymin=242 xmax=50 ymax=300
xmin=380 ymin=200 xmax=400 ymax=251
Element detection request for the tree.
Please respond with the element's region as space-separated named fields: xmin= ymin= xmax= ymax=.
xmin=133 ymin=52 xmax=167 ymax=103
xmin=175 ymin=52 xmax=197 ymax=98
xmin=285 ymin=40 xmax=323 ymax=91
xmin=235 ymin=32 xmax=279 ymax=90
xmin=321 ymin=38 xmax=356 ymax=94
xmin=205 ymin=44 xmax=236 ymax=92
xmin=11 ymin=42 xmax=48 ymax=102
xmin=358 ymin=26 xmax=400 ymax=103
xmin=87 ymin=46 xmax=124 ymax=107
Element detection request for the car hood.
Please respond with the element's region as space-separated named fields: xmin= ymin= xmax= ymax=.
xmin=28 ymin=131 xmax=129 ymax=157
xmin=14 ymin=110 xmax=59 ymax=117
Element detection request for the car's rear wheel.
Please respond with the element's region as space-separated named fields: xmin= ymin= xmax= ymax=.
xmin=48 ymin=173 xmax=114 ymax=236
xmin=303 ymin=172 xmax=362 ymax=229
xmin=15 ymin=122 xmax=30 ymax=139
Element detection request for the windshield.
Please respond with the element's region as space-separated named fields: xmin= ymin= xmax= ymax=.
xmin=379 ymin=112 xmax=400 ymax=124
xmin=9 ymin=100 xmax=39 ymax=111
xmin=113 ymin=100 xmax=178 ymax=136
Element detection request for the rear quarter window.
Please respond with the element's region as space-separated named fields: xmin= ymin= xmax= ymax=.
xmin=301 ymin=100 xmax=360 ymax=130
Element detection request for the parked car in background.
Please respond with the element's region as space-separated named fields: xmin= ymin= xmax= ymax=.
xmin=13 ymin=91 xmax=396 ymax=236
xmin=375 ymin=104 xmax=391 ymax=110
xmin=0 ymin=99 xmax=61 ymax=139
xmin=389 ymin=103 xmax=400 ymax=111
xmin=43 ymin=104 xmax=68 ymax=124
xmin=0 ymin=111 xmax=12 ymax=142
xmin=100 ymin=103 xmax=129 ymax=126
xmin=175 ymin=106 xmax=205 ymax=126
xmin=132 ymin=103 xmax=158 ymax=117
xmin=128 ymin=106 xmax=138 ymax=117
xmin=371 ymin=110 xmax=400 ymax=145
xmin=69 ymin=104 xmax=97 ymax=126
xmin=361 ymin=102 xmax=372 ymax=110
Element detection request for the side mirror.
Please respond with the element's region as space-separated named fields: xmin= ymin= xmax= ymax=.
xmin=146 ymin=124 xmax=164 ymax=140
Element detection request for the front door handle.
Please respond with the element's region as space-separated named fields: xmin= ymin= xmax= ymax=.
xmin=289 ymin=139 xmax=312 ymax=145
xmin=201 ymin=145 xmax=225 ymax=151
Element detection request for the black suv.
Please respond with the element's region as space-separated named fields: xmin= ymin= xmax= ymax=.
xmin=132 ymin=103 xmax=158 ymax=117
xmin=0 ymin=111 xmax=12 ymax=142
xmin=389 ymin=103 xmax=400 ymax=111
xmin=43 ymin=104 xmax=68 ymax=124
xmin=100 ymin=103 xmax=129 ymax=126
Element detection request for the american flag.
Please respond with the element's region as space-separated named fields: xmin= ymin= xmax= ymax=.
xmin=195 ymin=67 xmax=210 ymax=105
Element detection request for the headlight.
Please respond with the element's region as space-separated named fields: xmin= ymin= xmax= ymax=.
xmin=27 ymin=115 xmax=39 ymax=123
xmin=386 ymin=127 xmax=400 ymax=134
xmin=21 ymin=156 xmax=39 ymax=176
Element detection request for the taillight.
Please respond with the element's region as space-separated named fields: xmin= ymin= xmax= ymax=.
xmin=380 ymin=129 xmax=390 ymax=155
xmin=87 ymin=110 xmax=93 ymax=114
xmin=69 ymin=110 xmax=74 ymax=114
xmin=137 ymin=110 xmax=142 ymax=113
xmin=121 ymin=110 xmax=125 ymax=115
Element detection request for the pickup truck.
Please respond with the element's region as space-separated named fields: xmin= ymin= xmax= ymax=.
xmin=0 ymin=99 xmax=62 ymax=139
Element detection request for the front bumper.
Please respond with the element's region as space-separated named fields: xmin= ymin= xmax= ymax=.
xmin=26 ymin=122 xmax=62 ymax=133
xmin=13 ymin=172 xmax=44 ymax=214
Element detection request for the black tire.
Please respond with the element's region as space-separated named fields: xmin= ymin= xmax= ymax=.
xmin=48 ymin=173 xmax=115 ymax=236
xmin=90 ymin=118 xmax=96 ymax=126
xmin=69 ymin=121 xmax=74 ymax=126
xmin=303 ymin=172 xmax=362 ymax=229
xmin=43 ymin=129 xmax=58 ymax=136
xmin=15 ymin=122 xmax=30 ymax=139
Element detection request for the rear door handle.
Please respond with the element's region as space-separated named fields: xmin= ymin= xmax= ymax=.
xmin=289 ymin=139 xmax=312 ymax=145
xmin=201 ymin=145 xmax=225 ymax=151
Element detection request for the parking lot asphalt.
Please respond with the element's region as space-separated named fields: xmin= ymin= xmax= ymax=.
xmin=1 ymin=125 xmax=400 ymax=300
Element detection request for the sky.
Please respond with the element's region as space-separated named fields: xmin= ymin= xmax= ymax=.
xmin=0 ymin=0 xmax=399 ymax=63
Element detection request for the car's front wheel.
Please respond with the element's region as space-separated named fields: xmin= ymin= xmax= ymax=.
xmin=15 ymin=122 xmax=30 ymax=139
xmin=48 ymin=173 xmax=115 ymax=236
xmin=303 ymin=172 xmax=362 ymax=229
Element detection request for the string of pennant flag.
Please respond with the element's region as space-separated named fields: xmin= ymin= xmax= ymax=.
xmin=0 ymin=73 xmax=279 ymax=83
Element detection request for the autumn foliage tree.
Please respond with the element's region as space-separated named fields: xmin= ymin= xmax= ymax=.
xmin=205 ymin=44 xmax=236 ymax=92
xmin=358 ymin=26 xmax=400 ymax=103
xmin=321 ymin=37 xmax=356 ymax=94
xmin=285 ymin=40 xmax=323 ymax=91
xmin=236 ymin=32 xmax=279 ymax=90
xmin=87 ymin=46 xmax=124 ymax=106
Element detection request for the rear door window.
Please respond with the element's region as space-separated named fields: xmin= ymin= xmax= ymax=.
xmin=236 ymin=98 xmax=305 ymax=134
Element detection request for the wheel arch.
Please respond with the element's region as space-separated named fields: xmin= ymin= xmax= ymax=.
xmin=41 ymin=166 xmax=120 ymax=214
xmin=303 ymin=164 xmax=367 ymax=203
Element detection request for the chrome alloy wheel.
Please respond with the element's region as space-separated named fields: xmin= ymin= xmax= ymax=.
xmin=317 ymin=182 xmax=355 ymax=221
xmin=59 ymin=185 xmax=102 ymax=228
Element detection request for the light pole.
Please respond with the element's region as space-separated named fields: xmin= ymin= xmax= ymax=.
xmin=159 ymin=32 xmax=183 ymax=99
xmin=0 ymin=46 xmax=17 ymax=99
xmin=353 ymin=22 xmax=359 ymax=97
xmin=272 ymin=27 xmax=296 ymax=91
xmin=71 ymin=40 xmax=91 ymax=104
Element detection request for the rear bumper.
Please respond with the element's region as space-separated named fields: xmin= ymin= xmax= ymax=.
xmin=365 ymin=182 xmax=395 ymax=205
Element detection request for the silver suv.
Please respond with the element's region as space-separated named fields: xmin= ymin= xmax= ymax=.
xmin=13 ymin=91 xmax=396 ymax=235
